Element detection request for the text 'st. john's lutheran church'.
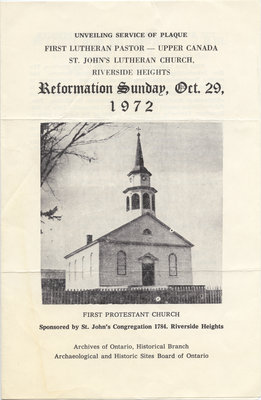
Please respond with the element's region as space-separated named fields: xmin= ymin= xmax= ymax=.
xmin=65 ymin=132 xmax=194 ymax=290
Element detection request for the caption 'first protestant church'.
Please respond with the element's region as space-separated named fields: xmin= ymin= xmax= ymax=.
xmin=65 ymin=131 xmax=194 ymax=290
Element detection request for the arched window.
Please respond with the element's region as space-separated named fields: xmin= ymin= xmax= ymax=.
xmin=82 ymin=256 xmax=85 ymax=279
xmin=74 ymin=260 xmax=77 ymax=280
xmin=90 ymin=253 xmax=93 ymax=276
xmin=117 ymin=251 xmax=126 ymax=275
xmin=68 ymin=262 xmax=71 ymax=281
xmin=169 ymin=253 xmax=177 ymax=276
xmin=143 ymin=193 xmax=150 ymax=209
xmin=132 ymin=193 xmax=140 ymax=210
xmin=152 ymin=194 xmax=155 ymax=211
xmin=126 ymin=196 xmax=130 ymax=211
xmin=143 ymin=228 xmax=152 ymax=235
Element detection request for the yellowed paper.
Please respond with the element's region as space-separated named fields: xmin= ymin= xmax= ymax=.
xmin=1 ymin=1 xmax=261 ymax=399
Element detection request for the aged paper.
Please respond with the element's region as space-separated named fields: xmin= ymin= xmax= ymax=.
xmin=1 ymin=1 xmax=261 ymax=399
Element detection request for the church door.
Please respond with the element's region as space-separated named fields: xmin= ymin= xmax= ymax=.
xmin=142 ymin=263 xmax=155 ymax=286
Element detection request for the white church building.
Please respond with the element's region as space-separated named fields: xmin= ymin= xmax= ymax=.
xmin=65 ymin=132 xmax=194 ymax=290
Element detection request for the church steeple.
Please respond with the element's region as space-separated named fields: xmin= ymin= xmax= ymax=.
xmin=123 ymin=130 xmax=157 ymax=217
xmin=135 ymin=132 xmax=143 ymax=165
xmin=128 ymin=132 xmax=152 ymax=177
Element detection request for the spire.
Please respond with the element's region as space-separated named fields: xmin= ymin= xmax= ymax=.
xmin=135 ymin=132 xmax=144 ymax=168
xmin=127 ymin=129 xmax=151 ymax=176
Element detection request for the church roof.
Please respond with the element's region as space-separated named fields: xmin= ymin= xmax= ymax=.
xmin=64 ymin=213 xmax=193 ymax=259
xmin=127 ymin=133 xmax=152 ymax=177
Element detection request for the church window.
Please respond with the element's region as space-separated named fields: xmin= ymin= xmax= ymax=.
xmin=82 ymin=256 xmax=85 ymax=279
xmin=132 ymin=193 xmax=140 ymax=209
xmin=74 ymin=260 xmax=77 ymax=280
xmin=126 ymin=196 xmax=130 ymax=211
xmin=117 ymin=251 xmax=126 ymax=275
xmin=169 ymin=253 xmax=177 ymax=276
xmin=152 ymin=194 xmax=155 ymax=211
xmin=90 ymin=253 xmax=93 ymax=276
xmin=143 ymin=229 xmax=152 ymax=235
xmin=143 ymin=193 xmax=150 ymax=209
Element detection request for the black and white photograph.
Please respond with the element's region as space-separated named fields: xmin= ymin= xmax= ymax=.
xmin=41 ymin=122 xmax=222 ymax=304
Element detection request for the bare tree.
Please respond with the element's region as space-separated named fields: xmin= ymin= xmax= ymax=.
xmin=41 ymin=122 xmax=122 ymax=225
xmin=41 ymin=122 xmax=111 ymax=187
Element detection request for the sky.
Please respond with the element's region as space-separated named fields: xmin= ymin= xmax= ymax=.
xmin=41 ymin=122 xmax=222 ymax=286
